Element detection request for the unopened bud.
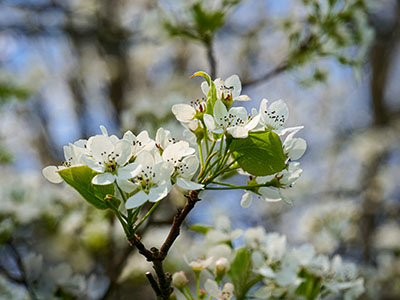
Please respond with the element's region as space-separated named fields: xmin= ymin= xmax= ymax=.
xmin=198 ymin=288 xmax=207 ymax=300
xmin=172 ymin=271 xmax=189 ymax=290
xmin=215 ymin=257 xmax=230 ymax=279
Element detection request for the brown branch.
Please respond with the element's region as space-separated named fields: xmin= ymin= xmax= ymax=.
xmin=127 ymin=190 xmax=201 ymax=300
xmin=205 ymin=40 xmax=217 ymax=79
xmin=241 ymin=62 xmax=289 ymax=87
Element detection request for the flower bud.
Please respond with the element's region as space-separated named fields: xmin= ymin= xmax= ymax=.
xmin=215 ymin=257 xmax=230 ymax=279
xmin=172 ymin=271 xmax=189 ymax=290
xmin=198 ymin=289 xmax=207 ymax=300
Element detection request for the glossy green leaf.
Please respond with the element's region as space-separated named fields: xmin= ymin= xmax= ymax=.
xmin=229 ymin=131 xmax=286 ymax=176
xmin=58 ymin=166 xmax=114 ymax=210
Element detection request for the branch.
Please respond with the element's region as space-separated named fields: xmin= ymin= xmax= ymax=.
xmin=241 ymin=62 xmax=289 ymax=87
xmin=205 ymin=40 xmax=217 ymax=79
xmin=126 ymin=190 xmax=201 ymax=300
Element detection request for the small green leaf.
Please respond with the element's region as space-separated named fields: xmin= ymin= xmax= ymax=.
xmin=189 ymin=224 xmax=213 ymax=235
xmin=58 ymin=166 xmax=114 ymax=210
xmin=295 ymin=270 xmax=322 ymax=300
xmin=190 ymin=71 xmax=217 ymax=114
xmin=229 ymin=248 xmax=252 ymax=299
xmin=229 ymin=131 xmax=286 ymax=176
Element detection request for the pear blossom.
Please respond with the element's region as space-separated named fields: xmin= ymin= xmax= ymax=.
xmin=201 ymin=74 xmax=250 ymax=103
xmin=259 ymin=98 xmax=289 ymax=131
xmin=42 ymin=141 xmax=87 ymax=184
xmin=162 ymin=141 xmax=203 ymax=190
xmin=204 ymin=279 xmax=234 ymax=300
xmin=171 ymin=98 xmax=206 ymax=131
xmin=82 ymin=134 xmax=142 ymax=186
xmin=125 ymin=151 xmax=174 ymax=209
xmin=203 ymin=99 xmax=260 ymax=138
xmin=122 ymin=129 xmax=155 ymax=157
xmin=282 ymin=126 xmax=307 ymax=160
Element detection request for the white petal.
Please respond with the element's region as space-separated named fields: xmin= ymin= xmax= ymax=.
xmin=225 ymin=74 xmax=242 ymax=98
xmin=180 ymin=155 xmax=199 ymax=178
xmin=92 ymin=173 xmax=116 ymax=185
xmin=116 ymin=178 xmax=138 ymax=193
xmin=286 ymin=138 xmax=307 ymax=160
xmin=171 ymin=104 xmax=196 ymax=122
xmin=204 ymin=279 xmax=220 ymax=298
xmin=278 ymin=126 xmax=304 ymax=136
xmin=42 ymin=166 xmax=64 ymax=184
xmin=213 ymin=100 xmax=228 ymax=127
xmin=162 ymin=141 xmax=190 ymax=162
xmin=117 ymin=163 xmax=142 ymax=180
xmin=155 ymin=128 xmax=171 ymax=149
xmin=227 ymin=126 xmax=248 ymax=138
xmin=240 ymin=191 xmax=253 ymax=208
xmin=201 ymin=81 xmax=209 ymax=96
xmin=153 ymin=162 xmax=174 ymax=182
xmin=176 ymin=177 xmax=204 ymax=190
xmin=88 ymin=135 xmax=114 ymax=162
xmin=82 ymin=155 xmax=104 ymax=172
xmin=203 ymin=114 xmax=217 ymax=130
xmin=259 ymin=187 xmax=282 ymax=202
xmin=126 ymin=190 xmax=149 ymax=209
xmin=234 ymin=95 xmax=251 ymax=101
xmin=245 ymin=114 xmax=261 ymax=131
xmin=122 ymin=130 xmax=135 ymax=143
xmin=148 ymin=184 xmax=170 ymax=202
xmin=229 ymin=106 xmax=248 ymax=121
xmin=114 ymin=141 xmax=133 ymax=165
xmin=135 ymin=151 xmax=154 ymax=169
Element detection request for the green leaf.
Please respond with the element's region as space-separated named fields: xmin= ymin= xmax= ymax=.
xmin=58 ymin=166 xmax=114 ymax=210
xmin=229 ymin=131 xmax=286 ymax=176
xmin=229 ymin=248 xmax=252 ymax=299
xmin=190 ymin=71 xmax=217 ymax=114
xmin=188 ymin=224 xmax=213 ymax=235
xmin=295 ymin=270 xmax=322 ymax=300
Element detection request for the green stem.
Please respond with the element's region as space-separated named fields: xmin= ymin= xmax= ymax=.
xmin=195 ymin=272 xmax=200 ymax=300
xmin=198 ymin=142 xmax=204 ymax=169
xmin=200 ymin=119 xmax=210 ymax=154
xmin=133 ymin=201 xmax=160 ymax=233
xmin=198 ymin=151 xmax=218 ymax=181
xmin=205 ymin=181 xmax=274 ymax=190
xmin=182 ymin=286 xmax=195 ymax=300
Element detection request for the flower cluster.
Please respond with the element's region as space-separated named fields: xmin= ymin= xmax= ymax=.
xmin=43 ymin=126 xmax=202 ymax=209
xmin=43 ymin=72 xmax=306 ymax=210
xmin=172 ymin=217 xmax=365 ymax=300
xmin=171 ymin=72 xmax=307 ymax=206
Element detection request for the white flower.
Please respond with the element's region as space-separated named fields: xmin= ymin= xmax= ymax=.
xmin=162 ymin=141 xmax=203 ymax=190
xmin=171 ymin=98 xmax=205 ymax=131
xmin=204 ymin=279 xmax=234 ymax=300
xmin=201 ymin=74 xmax=250 ymax=102
xmin=282 ymin=127 xmax=307 ymax=160
xmin=82 ymin=134 xmax=142 ymax=186
xmin=259 ymin=99 xmax=289 ymax=131
xmin=240 ymin=163 xmax=303 ymax=207
xmin=189 ymin=257 xmax=214 ymax=272
xmin=42 ymin=141 xmax=87 ymax=184
xmin=125 ymin=151 xmax=174 ymax=209
xmin=203 ymin=99 xmax=259 ymax=138
xmin=123 ymin=130 xmax=155 ymax=157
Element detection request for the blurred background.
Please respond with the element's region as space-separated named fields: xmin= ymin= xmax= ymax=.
xmin=0 ymin=0 xmax=399 ymax=299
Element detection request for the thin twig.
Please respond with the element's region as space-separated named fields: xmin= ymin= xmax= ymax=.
xmin=206 ymin=40 xmax=217 ymax=79
xmin=241 ymin=62 xmax=289 ymax=87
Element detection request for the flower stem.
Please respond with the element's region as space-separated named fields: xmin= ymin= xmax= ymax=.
xmin=133 ymin=201 xmax=160 ymax=233
xmin=195 ymin=272 xmax=200 ymax=300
